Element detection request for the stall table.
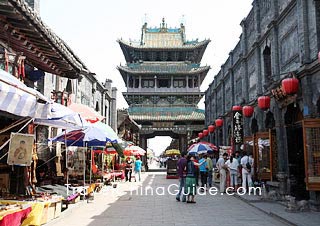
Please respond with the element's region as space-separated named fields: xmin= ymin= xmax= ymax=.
xmin=0 ymin=196 xmax=62 ymax=226
xmin=101 ymin=170 xmax=124 ymax=182
xmin=0 ymin=206 xmax=32 ymax=226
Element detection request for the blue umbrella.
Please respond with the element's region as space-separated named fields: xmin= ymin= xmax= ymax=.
xmin=187 ymin=143 xmax=213 ymax=155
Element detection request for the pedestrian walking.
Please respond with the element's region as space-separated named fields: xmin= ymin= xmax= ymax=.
xmin=159 ymin=156 xmax=164 ymax=168
xmin=249 ymin=153 xmax=254 ymax=181
xmin=194 ymin=157 xmax=200 ymax=186
xmin=125 ymin=157 xmax=133 ymax=182
xmin=207 ymin=154 xmax=214 ymax=187
xmin=217 ymin=153 xmax=228 ymax=193
xmin=199 ymin=155 xmax=208 ymax=190
xmin=184 ymin=155 xmax=205 ymax=204
xmin=241 ymin=151 xmax=254 ymax=192
xmin=234 ymin=150 xmax=242 ymax=187
xmin=163 ymin=156 xmax=168 ymax=168
xmin=226 ymin=154 xmax=239 ymax=190
xmin=234 ymin=151 xmax=241 ymax=164
xmin=212 ymin=153 xmax=217 ymax=168
xmin=176 ymin=152 xmax=187 ymax=202
xmin=134 ymin=156 xmax=142 ymax=182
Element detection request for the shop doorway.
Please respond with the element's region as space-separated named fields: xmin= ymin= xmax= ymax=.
xmin=285 ymin=103 xmax=309 ymax=200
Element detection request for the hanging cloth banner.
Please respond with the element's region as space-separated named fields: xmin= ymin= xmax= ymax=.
xmin=7 ymin=133 xmax=34 ymax=166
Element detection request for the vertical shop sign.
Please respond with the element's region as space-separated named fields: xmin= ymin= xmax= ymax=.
xmin=233 ymin=110 xmax=243 ymax=144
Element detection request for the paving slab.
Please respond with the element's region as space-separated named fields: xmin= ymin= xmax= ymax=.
xmin=45 ymin=172 xmax=290 ymax=226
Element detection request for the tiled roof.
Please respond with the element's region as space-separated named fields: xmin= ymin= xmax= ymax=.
xmin=0 ymin=0 xmax=89 ymax=78
xmin=118 ymin=19 xmax=210 ymax=49
xmin=118 ymin=62 xmax=210 ymax=75
xmin=118 ymin=39 xmax=210 ymax=50
xmin=128 ymin=107 xmax=205 ymax=121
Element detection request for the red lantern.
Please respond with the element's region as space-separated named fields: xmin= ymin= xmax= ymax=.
xmin=232 ymin=106 xmax=242 ymax=111
xmin=282 ymin=77 xmax=299 ymax=95
xmin=215 ymin=118 xmax=223 ymax=127
xmin=242 ymin=106 xmax=254 ymax=118
xmin=208 ymin=125 xmax=215 ymax=133
xmin=198 ymin=132 xmax=204 ymax=139
xmin=258 ymin=96 xmax=271 ymax=110
xmin=203 ymin=130 xmax=209 ymax=136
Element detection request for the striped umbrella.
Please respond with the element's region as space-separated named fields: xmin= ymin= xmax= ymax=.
xmin=50 ymin=122 xmax=118 ymax=147
xmin=196 ymin=141 xmax=218 ymax=151
xmin=187 ymin=143 xmax=213 ymax=155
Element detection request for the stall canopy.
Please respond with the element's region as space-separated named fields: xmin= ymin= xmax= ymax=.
xmin=34 ymin=103 xmax=85 ymax=130
xmin=124 ymin=145 xmax=146 ymax=156
xmin=0 ymin=69 xmax=86 ymax=130
xmin=51 ymin=122 xmax=118 ymax=147
xmin=68 ymin=103 xmax=104 ymax=123
xmin=0 ymin=69 xmax=49 ymax=118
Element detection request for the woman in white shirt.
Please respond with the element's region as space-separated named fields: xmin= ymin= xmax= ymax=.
xmin=226 ymin=154 xmax=239 ymax=190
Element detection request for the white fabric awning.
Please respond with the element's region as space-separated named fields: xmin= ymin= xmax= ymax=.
xmin=1 ymin=69 xmax=85 ymax=129
xmin=34 ymin=103 xmax=85 ymax=129
xmin=0 ymin=69 xmax=49 ymax=118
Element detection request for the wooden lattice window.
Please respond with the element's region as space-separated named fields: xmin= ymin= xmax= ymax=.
xmin=303 ymin=119 xmax=320 ymax=191
xmin=244 ymin=130 xmax=276 ymax=181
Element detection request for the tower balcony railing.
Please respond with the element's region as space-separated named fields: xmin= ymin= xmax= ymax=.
xmin=129 ymin=104 xmax=197 ymax=109
xmin=140 ymin=124 xmax=205 ymax=132
xmin=126 ymin=87 xmax=201 ymax=93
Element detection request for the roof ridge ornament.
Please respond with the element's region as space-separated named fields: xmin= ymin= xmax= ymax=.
xmin=160 ymin=17 xmax=167 ymax=32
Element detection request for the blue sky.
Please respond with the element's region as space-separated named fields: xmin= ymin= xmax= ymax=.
xmin=40 ymin=0 xmax=252 ymax=154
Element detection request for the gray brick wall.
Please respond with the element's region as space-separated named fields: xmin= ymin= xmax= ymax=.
xmin=308 ymin=1 xmax=318 ymax=60
xmin=205 ymin=0 xmax=320 ymax=143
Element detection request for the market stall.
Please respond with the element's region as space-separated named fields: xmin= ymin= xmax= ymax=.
xmin=164 ymin=149 xmax=180 ymax=179
xmin=0 ymin=205 xmax=32 ymax=226
xmin=0 ymin=194 xmax=62 ymax=226
xmin=91 ymin=146 xmax=124 ymax=184
xmin=0 ymin=69 xmax=91 ymax=225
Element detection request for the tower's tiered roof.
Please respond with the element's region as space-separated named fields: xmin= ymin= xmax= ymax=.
xmin=118 ymin=19 xmax=210 ymax=122
xmin=118 ymin=39 xmax=210 ymax=50
xmin=128 ymin=107 xmax=205 ymax=121
xmin=118 ymin=62 xmax=210 ymax=74
xmin=118 ymin=18 xmax=210 ymax=64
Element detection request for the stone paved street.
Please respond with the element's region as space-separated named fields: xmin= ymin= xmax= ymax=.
xmin=47 ymin=172 xmax=288 ymax=226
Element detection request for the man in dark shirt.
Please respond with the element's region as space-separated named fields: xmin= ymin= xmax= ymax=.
xmin=176 ymin=151 xmax=187 ymax=202
xmin=125 ymin=157 xmax=133 ymax=182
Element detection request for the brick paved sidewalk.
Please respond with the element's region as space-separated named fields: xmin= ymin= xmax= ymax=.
xmin=46 ymin=173 xmax=290 ymax=226
xmin=235 ymin=193 xmax=320 ymax=226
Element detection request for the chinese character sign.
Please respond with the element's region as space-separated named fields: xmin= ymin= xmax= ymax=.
xmin=233 ymin=110 xmax=243 ymax=145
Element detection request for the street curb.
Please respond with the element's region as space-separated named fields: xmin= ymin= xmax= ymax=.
xmin=234 ymin=194 xmax=297 ymax=226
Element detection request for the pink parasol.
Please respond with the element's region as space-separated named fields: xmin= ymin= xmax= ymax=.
xmin=68 ymin=103 xmax=104 ymax=123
